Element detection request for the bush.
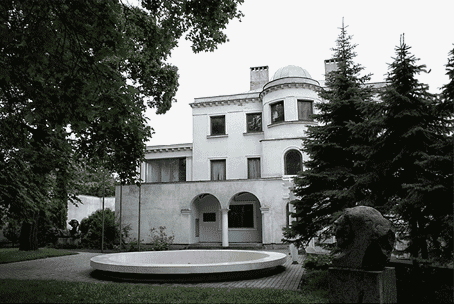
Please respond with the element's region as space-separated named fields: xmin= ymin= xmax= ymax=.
xmin=3 ymin=220 xmax=21 ymax=246
xmin=149 ymin=226 xmax=174 ymax=251
xmin=389 ymin=259 xmax=453 ymax=303
xmin=37 ymin=211 xmax=61 ymax=247
xmin=124 ymin=226 xmax=174 ymax=252
xmin=303 ymin=253 xmax=333 ymax=270
xmin=79 ymin=209 xmax=130 ymax=250
xmin=125 ymin=238 xmax=144 ymax=252
xmin=2 ymin=215 xmax=61 ymax=248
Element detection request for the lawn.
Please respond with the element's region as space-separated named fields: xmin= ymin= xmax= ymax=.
xmin=0 ymin=248 xmax=78 ymax=264
xmin=0 ymin=279 xmax=328 ymax=303
xmin=0 ymin=248 xmax=329 ymax=303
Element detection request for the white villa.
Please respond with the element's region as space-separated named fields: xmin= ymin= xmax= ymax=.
xmin=116 ymin=61 xmax=380 ymax=248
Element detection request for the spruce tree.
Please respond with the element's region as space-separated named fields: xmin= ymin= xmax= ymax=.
xmin=288 ymin=23 xmax=375 ymax=244
xmin=373 ymin=36 xmax=453 ymax=261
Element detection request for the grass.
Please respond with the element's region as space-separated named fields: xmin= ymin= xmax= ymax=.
xmin=0 ymin=248 xmax=329 ymax=303
xmin=0 ymin=279 xmax=328 ymax=303
xmin=0 ymin=248 xmax=78 ymax=264
xmin=299 ymin=269 xmax=330 ymax=301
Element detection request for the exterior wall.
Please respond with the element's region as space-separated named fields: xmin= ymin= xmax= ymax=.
xmin=192 ymin=99 xmax=263 ymax=181
xmin=115 ymin=178 xmax=291 ymax=245
xmin=261 ymin=139 xmax=309 ymax=178
xmin=262 ymin=86 xmax=320 ymax=139
xmin=117 ymin=65 xmax=336 ymax=246
xmin=67 ymin=195 xmax=115 ymax=229
xmin=260 ymin=84 xmax=320 ymax=178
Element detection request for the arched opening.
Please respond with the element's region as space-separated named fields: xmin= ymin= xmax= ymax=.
xmin=191 ymin=194 xmax=222 ymax=243
xmin=284 ymin=149 xmax=302 ymax=175
xmin=228 ymin=192 xmax=262 ymax=243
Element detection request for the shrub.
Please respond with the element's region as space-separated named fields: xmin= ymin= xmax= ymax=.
xmin=149 ymin=226 xmax=174 ymax=251
xmin=3 ymin=219 xmax=21 ymax=246
xmin=37 ymin=211 xmax=61 ymax=247
xmin=125 ymin=238 xmax=144 ymax=252
xmin=303 ymin=253 xmax=333 ymax=270
xmin=79 ymin=209 xmax=130 ymax=250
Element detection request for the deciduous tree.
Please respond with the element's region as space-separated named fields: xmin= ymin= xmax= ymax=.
xmin=0 ymin=0 xmax=243 ymax=250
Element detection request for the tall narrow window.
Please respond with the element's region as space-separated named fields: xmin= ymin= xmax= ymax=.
xmin=298 ymin=100 xmax=313 ymax=121
xmin=210 ymin=115 xmax=225 ymax=135
xmin=284 ymin=150 xmax=302 ymax=175
xmin=178 ymin=158 xmax=186 ymax=181
xmin=246 ymin=113 xmax=262 ymax=132
xmin=211 ymin=160 xmax=226 ymax=180
xmin=247 ymin=158 xmax=261 ymax=179
xmin=271 ymin=101 xmax=284 ymax=123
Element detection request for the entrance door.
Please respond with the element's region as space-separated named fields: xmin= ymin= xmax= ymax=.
xmin=193 ymin=194 xmax=221 ymax=243
xmin=200 ymin=210 xmax=220 ymax=242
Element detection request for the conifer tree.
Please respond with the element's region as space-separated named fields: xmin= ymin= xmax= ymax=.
xmin=287 ymin=23 xmax=375 ymax=244
xmin=372 ymin=36 xmax=453 ymax=260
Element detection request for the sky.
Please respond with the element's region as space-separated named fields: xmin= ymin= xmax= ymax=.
xmin=144 ymin=0 xmax=453 ymax=146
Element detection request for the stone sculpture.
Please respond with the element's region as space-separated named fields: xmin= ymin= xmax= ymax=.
xmin=68 ymin=219 xmax=80 ymax=237
xmin=332 ymin=206 xmax=395 ymax=270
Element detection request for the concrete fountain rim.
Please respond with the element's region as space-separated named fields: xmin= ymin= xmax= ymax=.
xmin=90 ymin=249 xmax=287 ymax=274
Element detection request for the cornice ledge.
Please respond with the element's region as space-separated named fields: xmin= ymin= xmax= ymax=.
xmin=190 ymin=97 xmax=261 ymax=108
xmin=146 ymin=146 xmax=193 ymax=153
xmin=260 ymin=82 xmax=321 ymax=99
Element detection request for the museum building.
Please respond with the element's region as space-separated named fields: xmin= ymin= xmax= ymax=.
xmin=116 ymin=61 xmax=355 ymax=247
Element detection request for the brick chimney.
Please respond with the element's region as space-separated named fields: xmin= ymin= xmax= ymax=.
xmin=250 ymin=66 xmax=269 ymax=91
xmin=324 ymin=59 xmax=339 ymax=80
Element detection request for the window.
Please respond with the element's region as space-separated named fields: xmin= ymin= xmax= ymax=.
xmin=210 ymin=115 xmax=225 ymax=135
xmin=179 ymin=158 xmax=186 ymax=181
xmin=271 ymin=101 xmax=284 ymax=123
xmin=246 ymin=113 xmax=262 ymax=132
xmin=203 ymin=213 xmax=216 ymax=222
xmin=195 ymin=219 xmax=200 ymax=237
xmin=285 ymin=150 xmax=302 ymax=175
xmin=298 ymin=100 xmax=313 ymax=121
xmin=247 ymin=158 xmax=261 ymax=179
xmin=145 ymin=158 xmax=186 ymax=182
xmin=211 ymin=160 xmax=226 ymax=180
xmin=228 ymin=204 xmax=254 ymax=228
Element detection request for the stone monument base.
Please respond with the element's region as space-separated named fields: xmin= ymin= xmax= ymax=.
xmin=328 ymin=266 xmax=397 ymax=303
xmin=57 ymin=237 xmax=80 ymax=246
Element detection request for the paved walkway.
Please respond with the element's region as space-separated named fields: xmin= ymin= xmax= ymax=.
xmin=0 ymin=250 xmax=306 ymax=290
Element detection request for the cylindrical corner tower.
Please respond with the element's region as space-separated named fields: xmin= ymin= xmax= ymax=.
xmin=260 ymin=65 xmax=321 ymax=178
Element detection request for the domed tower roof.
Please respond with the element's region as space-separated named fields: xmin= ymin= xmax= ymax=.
xmin=262 ymin=65 xmax=319 ymax=94
xmin=271 ymin=65 xmax=312 ymax=80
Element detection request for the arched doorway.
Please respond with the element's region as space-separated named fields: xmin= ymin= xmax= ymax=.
xmin=191 ymin=194 xmax=222 ymax=243
xmin=228 ymin=192 xmax=262 ymax=243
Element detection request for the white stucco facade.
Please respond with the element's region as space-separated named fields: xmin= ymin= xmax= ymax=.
xmin=116 ymin=64 xmax=326 ymax=246
xmin=67 ymin=195 xmax=115 ymax=229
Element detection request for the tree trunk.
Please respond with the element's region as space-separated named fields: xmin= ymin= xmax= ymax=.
xmin=19 ymin=216 xmax=39 ymax=251
xmin=56 ymin=169 xmax=68 ymax=230
xmin=409 ymin=219 xmax=419 ymax=258
xmin=418 ymin=219 xmax=429 ymax=260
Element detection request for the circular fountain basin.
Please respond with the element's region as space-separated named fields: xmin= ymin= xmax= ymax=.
xmin=90 ymin=250 xmax=287 ymax=275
